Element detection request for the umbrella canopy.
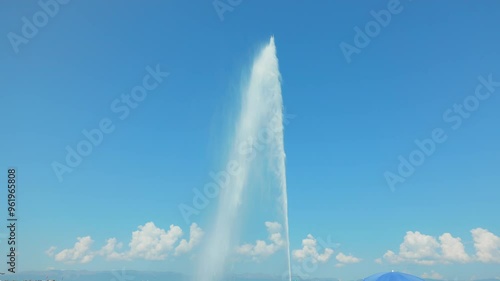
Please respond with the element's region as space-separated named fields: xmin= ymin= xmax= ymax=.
xmin=364 ymin=271 xmax=425 ymax=281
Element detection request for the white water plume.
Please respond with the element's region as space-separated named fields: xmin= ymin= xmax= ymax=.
xmin=196 ymin=36 xmax=291 ymax=281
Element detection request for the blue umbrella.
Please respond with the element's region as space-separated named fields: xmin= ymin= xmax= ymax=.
xmin=364 ymin=271 xmax=425 ymax=281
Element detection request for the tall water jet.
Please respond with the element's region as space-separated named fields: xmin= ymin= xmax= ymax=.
xmin=196 ymin=36 xmax=291 ymax=281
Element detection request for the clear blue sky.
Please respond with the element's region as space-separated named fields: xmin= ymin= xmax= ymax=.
xmin=1 ymin=0 xmax=500 ymax=280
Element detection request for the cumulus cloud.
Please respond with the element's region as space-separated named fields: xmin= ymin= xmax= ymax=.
xmin=236 ymin=221 xmax=284 ymax=261
xmin=381 ymin=231 xmax=463 ymax=265
xmin=53 ymin=236 xmax=95 ymax=264
xmin=380 ymin=228 xmax=500 ymax=265
xmin=336 ymin=252 xmax=361 ymax=264
xmin=292 ymin=234 xmax=334 ymax=263
xmin=439 ymin=233 xmax=470 ymax=263
xmin=471 ymin=228 xmax=500 ymax=263
xmin=395 ymin=231 xmax=440 ymax=264
xmin=48 ymin=222 xmax=204 ymax=263
xmin=381 ymin=231 xmax=469 ymax=265
xmin=127 ymin=222 xmax=183 ymax=260
xmin=99 ymin=238 xmax=128 ymax=260
xmin=175 ymin=223 xmax=204 ymax=256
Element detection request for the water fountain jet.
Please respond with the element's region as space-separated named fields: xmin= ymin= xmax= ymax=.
xmin=196 ymin=36 xmax=291 ymax=281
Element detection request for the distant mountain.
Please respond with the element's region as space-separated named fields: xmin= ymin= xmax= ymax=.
xmin=1 ymin=270 xmax=330 ymax=281
xmin=3 ymin=270 xmax=188 ymax=281
xmin=3 ymin=271 xmax=497 ymax=281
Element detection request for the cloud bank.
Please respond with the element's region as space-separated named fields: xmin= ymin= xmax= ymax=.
xmin=48 ymin=222 xmax=203 ymax=263
xmin=379 ymin=228 xmax=500 ymax=265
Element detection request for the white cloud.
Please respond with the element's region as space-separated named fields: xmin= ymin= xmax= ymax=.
xmin=380 ymin=229 xmax=500 ymax=265
xmin=99 ymin=238 xmax=128 ymax=260
xmin=380 ymin=231 xmax=470 ymax=265
xmin=49 ymin=222 xmax=204 ymax=263
xmin=382 ymin=250 xmax=404 ymax=264
xmin=471 ymin=228 xmax=500 ymax=263
xmin=336 ymin=252 xmax=361 ymax=264
xmin=236 ymin=221 xmax=284 ymax=261
xmin=399 ymin=231 xmax=440 ymax=263
xmin=422 ymin=271 xmax=444 ymax=279
xmin=127 ymin=222 xmax=183 ymax=260
xmin=175 ymin=223 xmax=204 ymax=256
xmin=439 ymin=233 xmax=470 ymax=263
xmin=382 ymin=231 xmax=440 ymax=265
xmin=53 ymin=236 xmax=95 ymax=264
xmin=292 ymin=234 xmax=334 ymax=263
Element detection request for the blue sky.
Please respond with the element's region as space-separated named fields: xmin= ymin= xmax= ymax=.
xmin=1 ymin=0 xmax=500 ymax=280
